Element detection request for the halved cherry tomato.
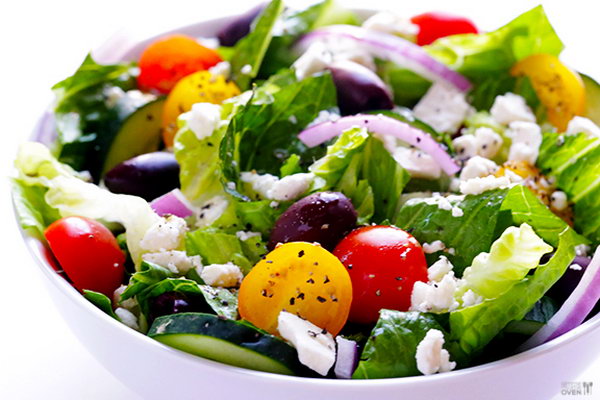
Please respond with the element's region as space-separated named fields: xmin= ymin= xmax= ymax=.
xmin=138 ymin=34 xmax=222 ymax=94
xmin=511 ymin=54 xmax=586 ymax=131
xmin=161 ymin=70 xmax=240 ymax=147
xmin=333 ymin=226 xmax=428 ymax=324
xmin=238 ymin=242 xmax=352 ymax=336
xmin=44 ymin=216 xmax=125 ymax=296
xmin=410 ymin=12 xmax=478 ymax=46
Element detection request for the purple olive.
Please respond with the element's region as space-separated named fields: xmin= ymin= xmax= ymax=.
xmin=217 ymin=3 xmax=267 ymax=46
xmin=268 ymin=192 xmax=357 ymax=251
xmin=149 ymin=292 xmax=201 ymax=321
xmin=104 ymin=152 xmax=180 ymax=201
xmin=328 ymin=60 xmax=394 ymax=116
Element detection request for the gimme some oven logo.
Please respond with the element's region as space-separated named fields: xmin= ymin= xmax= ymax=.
xmin=561 ymin=381 xmax=594 ymax=396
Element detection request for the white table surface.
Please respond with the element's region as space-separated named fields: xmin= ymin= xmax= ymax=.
xmin=0 ymin=0 xmax=598 ymax=398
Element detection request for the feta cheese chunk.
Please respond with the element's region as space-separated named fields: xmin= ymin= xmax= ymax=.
xmin=113 ymin=285 xmax=138 ymax=311
xmin=453 ymin=128 xmax=503 ymax=161
xmin=410 ymin=272 xmax=459 ymax=312
xmin=235 ymin=231 xmax=261 ymax=241
xmin=575 ymin=244 xmax=590 ymax=257
xmin=428 ymin=256 xmax=454 ymax=283
xmin=115 ymin=308 xmax=140 ymax=331
xmin=550 ymin=191 xmax=568 ymax=212
xmin=506 ymin=121 xmax=542 ymax=164
xmin=460 ymin=156 xmax=499 ymax=180
xmin=461 ymin=289 xmax=483 ymax=307
xmin=414 ymin=83 xmax=472 ymax=133
xmin=140 ymin=215 xmax=188 ymax=252
xmin=277 ymin=311 xmax=336 ymax=376
xmin=200 ymin=262 xmax=243 ymax=288
xmin=362 ymin=11 xmax=419 ymax=40
xmin=452 ymin=134 xmax=478 ymax=160
xmin=415 ymin=329 xmax=456 ymax=375
xmin=422 ymin=240 xmax=446 ymax=254
xmin=566 ymin=116 xmax=600 ymax=137
xmin=393 ymin=147 xmax=441 ymax=179
xmin=241 ymin=171 xmax=313 ymax=201
xmin=208 ymin=61 xmax=231 ymax=78
xmin=459 ymin=175 xmax=512 ymax=195
xmin=142 ymin=250 xmax=202 ymax=275
xmin=490 ymin=92 xmax=536 ymax=125
xmin=179 ymin=102 xmax=222 ymax=141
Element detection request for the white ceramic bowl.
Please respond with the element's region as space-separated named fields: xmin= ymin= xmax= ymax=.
xmin=20 ymin=9 xmax=600 ymax=400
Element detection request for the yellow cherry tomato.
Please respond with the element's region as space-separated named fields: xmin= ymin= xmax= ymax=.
xmin=161 ymin=70 xmax=240 ymax=147
xmin=511 ymin=54 xmax=586 ymax=131
xmin=238 ymin=242 xmax=353 ymax=336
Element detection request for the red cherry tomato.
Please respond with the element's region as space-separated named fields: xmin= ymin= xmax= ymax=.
xmin=44 ymin=216 xmax=125 ymax=296
xmin=333 ymin=225 xmax=428 ymax=324
xmin=138 ymin=34 xmax=222 ymax=94
xmin=410 ymin=12 xmax=478 ymax=46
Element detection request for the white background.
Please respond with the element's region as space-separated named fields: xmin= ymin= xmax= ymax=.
xmin=0 ymin=0 xmax=599 ymax=399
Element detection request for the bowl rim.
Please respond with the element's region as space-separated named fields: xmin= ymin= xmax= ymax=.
xmin=15 ymin=7 xmax=600 ymax=386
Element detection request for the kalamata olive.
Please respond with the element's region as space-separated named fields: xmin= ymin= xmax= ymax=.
xmin=268 ymin=191 xmax=357 ymax=251
xmin=149 ymin=292 xmax=202 ymax=321
xmin=104 ymin=152 xmax=180 ymax=201
xmin=548 ymin=256 xmax=591 ymax=304
xmin=217 ymin=3 xmax=267 ymax=46
xmin=328 ymin=60 xmax=394 ymax=116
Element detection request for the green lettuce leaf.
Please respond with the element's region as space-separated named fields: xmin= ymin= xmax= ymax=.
xmin=537 ymin=131 xmax=600 ymax=243
xmin=15 ymin=142 xmax=161 ymax=266
xmin=352 ymin=310 xmax=453 ymax=379
xmin=230 ymin=0 xmax=284 ymax=89
xmin=220 ymin=72 xmax=337 ymax=186
xmin=83 ymin=290 xmax=119 ymax=320
xmin=449 ymin=228 xmax=577 ymax=359
xmin=459 ymin=224 xmax=553 ymax=300
xmin=121 ymin=261 xmax=174 ymax=301
xmin=11 ymin=178 xmax=61 ymax=238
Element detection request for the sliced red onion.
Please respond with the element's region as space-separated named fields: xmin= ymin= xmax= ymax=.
xmin=519 ymin=246 xmax=600 ymax=351
xmin=150 ymin=189 xmax=195 ymax=218
xmin=298 ymin=114 xmax=460 ymax=175
xmin=334 ymin=336 xmax=359 ymax=379
xmin=298 ymin=25 xmax=471 ymax=92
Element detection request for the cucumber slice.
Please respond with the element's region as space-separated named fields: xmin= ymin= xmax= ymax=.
xmin=148 ymin=313 xmax=302 ymax=375
xmin=581 ymin=73 xmax=600 ymax=125
xmin=102 ymin=97 xmax=166 ymax=175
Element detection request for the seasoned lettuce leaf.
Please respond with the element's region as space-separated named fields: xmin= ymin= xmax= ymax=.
xmin=460 ymin=224 xmax=553 ymax=300
xmin=11 ymin=178 xmax=61 ymax=238
xmin=537 ymin=131 xmax=600 ymax=243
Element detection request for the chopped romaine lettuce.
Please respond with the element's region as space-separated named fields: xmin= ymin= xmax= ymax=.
xmin=83 ymin=290 xmax=120 ymax=320
xmin=11 ymin=178 xmax=61 ymax=238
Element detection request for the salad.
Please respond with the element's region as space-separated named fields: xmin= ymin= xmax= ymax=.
xmin=12 ymin=0 xmax=600 ymax=379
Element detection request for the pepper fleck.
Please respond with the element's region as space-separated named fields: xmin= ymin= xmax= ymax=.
xmin=316 ymin=296 xmax=326 ymax=303
xmin=298 ymin=250 xmax=305 ymax=258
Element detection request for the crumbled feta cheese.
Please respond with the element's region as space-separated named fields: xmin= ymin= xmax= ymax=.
xmin=362 ymin=11 xmax=419 ymax=40
xmin=307 ymin=109 xmax=341 ymax=128
xmin=415 ymin=329 xmax=456 ymax=375
xmin=490 ymin=92 xmax=536 ymax=125
xmin=422 ymin=240 xmax=446 ymax=254
xmin=113 ymin=285 xmax=138 ymax=311
xmin=288 ymin=115 xmax=298 ymax=124
xmin=428 ymin=256 xmax=454 ymax=282
xmin=226 ymin=181 xmax=236 ymax=190
xmin=414 ymin=83 xmax=473 ymax=133
xmin=293 ymin=42 xmax=332 ymax=80
xmin=393 ymin=147 xmax=441 ymax=179
xmin=460 ymin=156 xmax=499 ymax=180
xmin=575 ymin=244 xmax=590 ymax=257
xmin=566 ymin=116 xmax=600 ymax=137
xmin=104 ymin=87 xmax=156 ymax=112
xmin=270 ymin=201 xmax=279 ymax=208
xmin=268 ymin=173 xmax=314 ymax=201
xmin=235 ymin=231 xmax=261 ymax=241
xmin=550 ymin=191 xmax=568 ymax=212
xmin=435 ymin=196 xmax=453 ymax=211
xmin=451 ymin=207 xmax=464 ymax=217
xmin=459 ymin=175 xmax=512 ymax=195
xmin=140 ymin=215 xmax=188 ymax=252
xmin=240 ymin=64 xmax=253 ymax=75
xmin=197 ymin=37 xmax=219 ymax=49
xmin=506 ymin=121 xmax=542 ymax=165
xmin=452 ymin=134 xmax=478 ymax=160
xmin=461 ymin=289 xmax=483 ymax=307
xmin=569 ymin=263 xmax=583 ymax=271
xmin=277 ymin=311 xmax=336 ymax=376
xmin=200 ymin=262 xmax=243 ymax=288
xmin=115 ymin=308 xmax=140 ymax=331
xmin=142 ymin=250 xmax=202 ymax=275
xmin=196 ymin=195 xmax=229 ymax=228
xmin=179 ymin=102 xmax=222 ymax=141
xmin=241 ymin=171 xmax=313 ymax=201
xmin=410 ymin=272 xmax=459 ymax=312
xmin=104 ymin=86 xmax=126 ymax=108
xmin=208 ymin=61 xmax=231 ymax=78
xmin=473 ymin=127 xmax=503 ymax=159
